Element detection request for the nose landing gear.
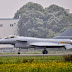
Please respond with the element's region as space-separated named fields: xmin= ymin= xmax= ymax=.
xmin=18 ymin=48 xmax=20 ymax=54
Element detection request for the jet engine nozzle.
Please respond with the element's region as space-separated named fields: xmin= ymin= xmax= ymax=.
xmin=70 ymin=40 xmax=72 ymax=44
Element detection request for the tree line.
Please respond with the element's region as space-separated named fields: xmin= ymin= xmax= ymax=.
xmin=14 ymin=2 xmax=72 ymax=38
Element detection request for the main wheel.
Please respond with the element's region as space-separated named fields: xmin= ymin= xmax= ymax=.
xmin=18 ymin=52 xmax=20 ymax=54
xmin=42 ymin=49 xmax=48 ymax=54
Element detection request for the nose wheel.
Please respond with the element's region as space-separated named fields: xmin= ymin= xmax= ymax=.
xmin=42 ymin=49 xmax=48 ymax=54
xmin=18 ymin=48 xmax=20 ymax=54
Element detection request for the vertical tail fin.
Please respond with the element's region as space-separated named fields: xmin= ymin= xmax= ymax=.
xmin=54 ymin=27 xmax=72 ymax=39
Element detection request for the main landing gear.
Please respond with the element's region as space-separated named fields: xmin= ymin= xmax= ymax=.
xmin=42 ymin=49 xmax=48 ymax=54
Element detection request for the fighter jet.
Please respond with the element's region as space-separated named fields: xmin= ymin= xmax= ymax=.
xmin=0 ymin=27 xmax=72 ymax=54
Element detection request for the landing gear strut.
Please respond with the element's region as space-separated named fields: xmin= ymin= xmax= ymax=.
xmin=42 ymin=49 xmax=48 ymax=54
xmin=18 ymin=48 xmax=20 ymax=54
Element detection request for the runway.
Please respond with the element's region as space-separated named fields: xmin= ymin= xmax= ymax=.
xmin=0 ymin=53 xmax=72 ymax=56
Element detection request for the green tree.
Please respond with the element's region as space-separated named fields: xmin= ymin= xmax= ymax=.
xmin=14 ymin=2 xmax=72 ymax=38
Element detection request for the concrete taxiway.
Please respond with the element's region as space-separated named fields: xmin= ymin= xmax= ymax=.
xmin=0 ymin=54 xmax=72 ymax=56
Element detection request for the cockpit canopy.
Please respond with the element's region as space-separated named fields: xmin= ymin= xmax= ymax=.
xmin=4 ymin=35 xmax=17 ymax=39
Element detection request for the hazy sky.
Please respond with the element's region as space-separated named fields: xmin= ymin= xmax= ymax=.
xmin=0 ymin=0 xmax=72 ymax=18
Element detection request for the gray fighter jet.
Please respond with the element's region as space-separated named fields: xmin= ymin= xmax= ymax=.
xmin=0 ymin=27 xmax=72 ymax=54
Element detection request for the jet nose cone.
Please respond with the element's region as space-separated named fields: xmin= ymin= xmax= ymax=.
xmin=0 ymin=38 xmax=4 ymax=43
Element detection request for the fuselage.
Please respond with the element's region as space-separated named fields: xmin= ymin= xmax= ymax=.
xmin=0 ymin=36 xmax=71 ymax=48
